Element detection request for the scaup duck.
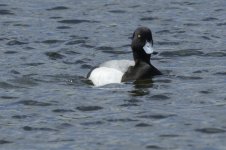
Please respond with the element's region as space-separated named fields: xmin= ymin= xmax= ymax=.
xmin=87 ymin=27 xmax=162 ymax=86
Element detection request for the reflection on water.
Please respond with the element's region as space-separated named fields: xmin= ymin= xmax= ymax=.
xmin=0 ymin=0 xmax=226 ymax=149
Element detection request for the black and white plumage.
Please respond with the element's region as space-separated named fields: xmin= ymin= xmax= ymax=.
xmin=87 ymin=27 xmax=162 ymax=86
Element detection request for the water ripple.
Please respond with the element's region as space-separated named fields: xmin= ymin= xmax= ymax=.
xmin=6 ymin=40 xmax=28 ymax=46
xmin=106 ymin=118 xmax=138 ymax=122
xmin=138 ymin=114 xmax=176 ymax=120
xmin=202 ymin=17 xmax=218 ymax=21
xmin=150 ymin=95 xmax=170 ymax=100
xmin=135 ymin=123 xmax=152 ymax=127
xmin=140 ymin=17 xmax=159 ymax=21
xmin=195 ymin=128 xmax=226 ymax=134
xmin=146 ymin=145 xmax=162 ymax=149
xmin=47 ymin=6 xmax=69 ymax=11
xmin=65 ymin=40 xmax=86 ymax=45
xmin=0 ymin=82 xmax=18 ymax=89
xmin=108 ymin=10 xmax=126 ymax=13
xmin=23 ymin=126 xmax=58 ymax=132
xmin=12 ymin=115 xmax=28 ymax=119
xmin=16 ymin=100 xmax=52 ymax=106
xmin=204 ymin=52 xmax=226 ymax=57
xmin=41 ymin=40 xmax=64 ymax=44
xmin=52 ymin=109 xmax=75 ymax=113
xmin=0 ymin=140 xmax=12 ymax=145
xmin=56 ymin=26 xmax=71 ymax=29
xmin=22 ymin=63 xmax=44 ymax=66
xmin=76 ymin=106 xmax=103 ymax=112
xmin=1 ymin=96 xmax=18 ymax=99
xmin=58 ymin=19 xmax=100 ymax=24
xmin=0 ymin=4 xmax=8 ymax=7
xmin=81 ymin=121 xmax=104 ymax=126
xmin=0 ymin=9 xmax=14 ymax=15
xmin=45 ymin=52 xmax=65 ymax=60
xmin=160 ymin=49 xmax=203 ymax=57
xmin=217 ymin=22 xmax=226 ymax=26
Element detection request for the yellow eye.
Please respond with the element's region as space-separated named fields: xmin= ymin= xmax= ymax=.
xmin=137 ymin=34 xmax=141 ymax=38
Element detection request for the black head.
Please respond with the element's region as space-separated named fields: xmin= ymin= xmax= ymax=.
xmin=131 ymin=27 xmax=154 ymax=64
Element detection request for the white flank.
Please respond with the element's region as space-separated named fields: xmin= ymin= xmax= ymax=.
xmin=88 ymin=67 xmax=124 ymax=86
xmin=100 ymin=60 xmax=134 ymax=73
xmin=143 ymin=41 xmax=154 ymax=54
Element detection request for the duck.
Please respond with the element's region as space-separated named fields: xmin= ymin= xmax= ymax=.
xmin=87 ymin=27 xmax=162 ymax=86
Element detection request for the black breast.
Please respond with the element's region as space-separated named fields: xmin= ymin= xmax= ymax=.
xmin=121 ymin=61 xmax=161 ymax=82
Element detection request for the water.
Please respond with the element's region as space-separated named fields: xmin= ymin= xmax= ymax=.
xmin=0 ymin=0 xmax=226 ymax=149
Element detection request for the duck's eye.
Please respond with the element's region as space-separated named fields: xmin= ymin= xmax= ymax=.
xmin=137 ymin=34 xmax=141 ymax=38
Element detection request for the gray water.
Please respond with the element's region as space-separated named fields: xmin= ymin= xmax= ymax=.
xmin=0 ymin=0 xmax=226 ymax=149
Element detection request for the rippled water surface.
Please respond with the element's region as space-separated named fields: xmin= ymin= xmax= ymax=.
xmin=0 ymin=0 xmax=226 ymax=149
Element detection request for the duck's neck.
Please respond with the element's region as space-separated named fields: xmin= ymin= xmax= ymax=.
xmin=133 ymin=50 xmax=151 ymax=65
